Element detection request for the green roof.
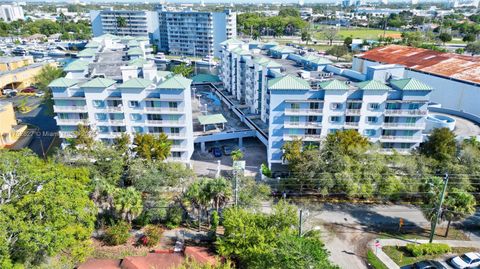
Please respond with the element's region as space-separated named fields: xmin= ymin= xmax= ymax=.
xmin=128 ymin=58 xmax=148 ymax=67
xmin=117 ymin=78 xmax=152 ymax=89
xmin=231 ymin=47 xmax=251 ymax=55
xmin=81 ymin=78 xmax=116 ymax=88
xmin=268 ymin=75 xmax=311 ymax=90
xmin=253 ymin=57 xmax=270 ymax=64
xmin=389 ymin=78 xmax=433 ymax=91
xmin=157 ymin=71 xmax=173 ymax=79
xmin=128 ymin=39 xmax=139 ymax=47
xmin=261 ymin=60 xmax=282 ymax=68
xmin=85 ymin=41 xmax=100 ymax=48
xmin=357 ymin=80 xmax=391 ymax=91
xmin=94 ymin=33 xmax=120 ymax=40
xmin=304 ymin=55 xmax=332 ymax=65
xmin=127 ymin=47 xmax=144 ymax=56
xmin=318 ymin=79 xmax=350 ymax=90
xmin=63 ymin=59 xmax=89 ymax=72
xmin=135 ymin=36 xmax=149 ymax=41
xmin=121 ymin=36 xmax=134 ymax=41
xmin=192 ymin=74 xmax=221 ymax=83
xmin=220 ymin=38 xmax=244 ymax=46
xmin=48 ymin=77 xmax=79 ymax=88
xmin=77 ymin=48 xmax=97 ymax=57
xmin=198 ymin=114 xmax=227 ymax=125
xmin=158 ymin=74 xmax=191 ymax=89
xmin=270 ymin=45 xmax=295 ymax=54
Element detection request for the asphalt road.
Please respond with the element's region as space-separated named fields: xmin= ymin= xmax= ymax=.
xmin=16 ymin=102 xmax=58 ymax=157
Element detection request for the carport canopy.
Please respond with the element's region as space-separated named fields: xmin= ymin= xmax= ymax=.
xmin=198 ymin=114 xmax=227 ymax=132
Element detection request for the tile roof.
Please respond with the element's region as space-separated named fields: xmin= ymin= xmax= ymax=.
xmin=63 ymin=59 xmax=89 ymax=72
xmin=81 ymin=78 xmax=116 ymax=88
xmin=356 ymin=80 xmax=391 ymax=91
xmin=77 ymin=48 xmax=97 ymax=57
xmin=231 ymin=47 xmax=251 ymax=55
xmin=85 ymin=41 xmax=100 ymax=48
xmin=127 ymin=47 xmax=144 ymax=56
xmin=157 ymin=70 xmax=173 ymax=78
xmin=48 ymin=77 xmax=79 ymax=88
xmin=390 ymin=78 xmax=433 ymax=91
xmin=268 ymin=75 xmax=311 ymax=90
xmin=198 ymin=114 xmax=227 ymax=125
xmin=304 ymin=55 xmax=332 ymax=65
xmin=128 ymin=58 xmax=148 ymax=67
xmin=117 ymin=78 xmax=152 ymax=89
xmin=128 ymin=39 xmax=139 ymax=47
xmin=158 ymin=74 xmax=191 ymax=89
xmin=356 ymin=45 xmax=480 ymax=85
xmin=270 ymin=45 xmax=295 ymax=54
xmin=318 ymin=79 xmax=350 ymax=90
xmin=220 ymin=38 xmax=244 ymax=46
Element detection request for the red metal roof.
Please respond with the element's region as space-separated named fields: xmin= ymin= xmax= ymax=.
xmin=356 ymin=45 xmax=480 ymax=84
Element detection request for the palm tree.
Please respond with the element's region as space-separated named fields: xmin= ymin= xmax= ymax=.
xmin=231 ymin=149 xmax=243 ymax=162
xmin=206 ymin=177 xmax=232 ymax=211
xmin=113 ymin=187 xmax=143 ymax=223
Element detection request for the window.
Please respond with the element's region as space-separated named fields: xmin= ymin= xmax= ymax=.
xmin=171 ymin=152 xmax=182 ymax=158
xmin=369 ymin=103 xmax=380 ymax=110
xmin=130 ymin=114 xmax=142 ymax=121
xmin=129 ymin=101 xmax=139 ymax=108
xmin=95 ymin=113 xmax=107 ymax=121
xmin=386 ymin=103 xmax=400 ymax=110
xmin=132 ymin=126 xmax=143 ymax=133
xmin=347 ymin=102 xmax=361 ymax=109
xmin=308 ymin=116 xmax=319 ymax=122
xmin=330 ymin=103 xmax=341 ymax=110
xmin=409 ymin=103 xmax=420 ymax=110
xmin=290 ymin=116 xmax=299 ymax=123
xmin=170 ymin=127 xmax=180 ymax=134
xmin=330 ymin=116 xmax=341 ymax=123
xmin=364 ymin=129 xmax=376 ymax=137
xmin=168 ymin=102 xmax=178 ymax=108
xmin=98 ymin=126 xmax=109 ymax=133
xmin=329 ymin=129 xmax=339 ymax=134
xmin=290 ymin=103 xmax=300 ymax=110
xmin=309 ymin=102 xmax=320 ymax=110
xmin=367 ymin=116 xmax=377 ymax=123
xmin=93 ymin=100 xmax=105 ymax=108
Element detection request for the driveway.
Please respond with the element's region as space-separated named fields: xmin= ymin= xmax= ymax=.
xmin=16 ymin=103 xmax=58 ymax=157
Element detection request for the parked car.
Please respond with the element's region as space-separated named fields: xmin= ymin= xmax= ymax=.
xmin=222 ymin=145 xmax=232 ymax=155
xmin=35 ymin=91 xmax=45 ymax=97
xmin=413 ymin=260 xmax=446 ymax=269
xmin=212 ymin=147 xmax=222 ymax=157
xmin=450 ymin=252 xmax=480 ymax=269
xmin=21 ymin=87 xmax=36 ymax=93
xmin=2 ymin=88 xmax=16 ymax=95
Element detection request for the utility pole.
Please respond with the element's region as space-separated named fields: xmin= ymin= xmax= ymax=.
xmin=298 ymin=209 xmax=303 ymax=237
xmin=429 ymin=173 xmax=449 ymax=243
xmin=233 ymin=168 xmax=238 ymax=207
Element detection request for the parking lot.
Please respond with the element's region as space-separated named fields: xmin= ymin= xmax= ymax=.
xmin=190 ymin=137 xmax=267 ymax=178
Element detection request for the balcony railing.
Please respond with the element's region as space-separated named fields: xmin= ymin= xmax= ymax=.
xmin=345 ymin=109 xmax=361 ymax=115
xmin=284 ymin=134 xmax=322 ymax=141
xmin=383 ymin=122 xmax=426 ymax=128
xmin=145 ymin=107 xmax=183 ymax=113
xmin=344 ymin=122 xmax=360 ymax=127
xmin=284 ymin=122 xmax=322 ymax=128
xmin=284 ymin=108 xmax=323 ymax=115
xmin=56 ymin=118 xmax=88 ymax=125
xmin=53 ymin=105 xmax=87 ymax=112
xmin=58 ymin=131 xmax=75 ymax=138
xmin=380 ymin=135 xmax=422 ymax=141
xmin=109 ymin=119 xmax=125 ymax=125
xmin=146 ymin=120 xmax=185 ymax=126
xmin=384 ymin=109 xmax=427 ymax=116
xmin=104 ymin=106 xmax=123 ymax=112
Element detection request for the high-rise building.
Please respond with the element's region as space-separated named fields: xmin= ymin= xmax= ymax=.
xmin=411 ymin=0 xmax=419 ymax=5
xmin=0 ymin=4 xmax=24 ymax=22
xmin=50 ymin=35 xmax=194 ymax=163
xmin=90 ymin=9 xmax=159 ymax=39
xmin=156 ymin=6 xmax=236 ymax=57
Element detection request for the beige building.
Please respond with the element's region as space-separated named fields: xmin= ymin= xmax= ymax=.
xmin=0 ymin=56 xmax=56 ymax=92
xmin=0 ymin=102 xmax=27 ymax=148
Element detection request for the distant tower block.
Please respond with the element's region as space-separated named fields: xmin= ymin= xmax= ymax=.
xmin=381 ymin=0 xmax=388 ymax=4
xmin=411 ymin=0 xmax=418 ymax=4
xmin=200 ymin=0 xmax=205 ymax=6
xmin=299 ymin=0 xmax=305 ymax=6
xmin=229 ymin=0 xmax=233 ymax=7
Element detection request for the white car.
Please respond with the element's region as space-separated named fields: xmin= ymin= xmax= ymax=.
xmin=450 ymin=252 xmax=480 ymax=268
xmin=35 ymin=91 xmax=45 ymax=97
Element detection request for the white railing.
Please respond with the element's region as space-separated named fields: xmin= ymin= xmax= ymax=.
xmin=145 ymin=107 xmax=183 ymax=113
xmin=383 ymin=123 xmax=426 ymax=128
xmin=284 ymin=134 xmax=322 ymax=140
xmin=53 ymin=105 xmax=87 ymax=112
xmin=344 ymin=122 xmax=360 ymax=127
xmin=56 ymin=118 xmax=88 ymax=124
xmin=284 ymin=122 xmax=322 ymax=128
xmin=109 ymin=119 xmax=125 ymax=125
xmin=58 ymin=131 xmax=75 ymax=138
xmin=384 ymin=109 xmax=427 ymax=116
xmin=146 ymin=120 xmax=185 ymax=126
xmin=380 ymin=135 xmax=422 ymax=141
xmin=284 ymin=108 xmax=323 ymax=115
xmin=104 ymin=106 xmax=123 ymax=112
xmin=345 ymin=109 xmax=361 ymax=115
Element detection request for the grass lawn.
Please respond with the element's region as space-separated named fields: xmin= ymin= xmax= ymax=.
xmin=383 ymin=246 xmax=478 ymax=266
xmin=314 ymin=27 xmax=401 ymax=40
xmin=367 ymin=250 xmax=389 ymax=269
xmin=379 ymin=226 xmax=470 ymax=241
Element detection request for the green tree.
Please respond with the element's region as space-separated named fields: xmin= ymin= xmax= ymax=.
xmin=442 ymin=188 xmax=476 ymax=236
xmin=324 ymin=129 xmax=370 ymax=157
xmin=114 ymin=133 xmax=130 ymax=153
xmin=326 ymin=45 xmax=348 ymax=60
xmin=278 ymin=8 xmax=300 ymax=17
xmin=466 ymin=41 xmax=480 ymax=55
xmin=420 ymin=128 xmax=457 ymax=163
xmin=438 ymin=33 xmax=452 ymax=45
xmin=171 ymin=64 xmax=194 ymax=78
xmin=344 ymin=36 xmax=353 ymax=47
xmin=132 ymin=133 xmax=172 ymax=161
xmin=116 ymin=16 xmax=127 ymax=28
xmin=231 ymin=149 xmax=243 ymax=162
xmin=0 ymin=150 xmax=96 ymax=266
xmin=71 ymin=124 xmax=96 ymax=150
xmin=301 ymin=30 xmax=312 ymax=45
xmin=113 ymin=186 xmax=143 ymax=224
xmin=323 ymin=27 xmax=338 ymax=45
xmin=463 ymin=33 xmax=476 ymax=43
xmin=34 ymin=65 xmax=64 ymax=96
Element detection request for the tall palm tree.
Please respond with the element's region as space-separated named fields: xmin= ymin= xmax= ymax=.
xmin=113 ymin=187 xmax=143 ymax=223
xmin=231 ymin=149 xmax=243 ymax=162
xmin=206 ymin=177 xmax=232 ymax=211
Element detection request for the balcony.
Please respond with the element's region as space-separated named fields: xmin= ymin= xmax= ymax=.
xmin=380 ymin=135 xmax=423 ymax=142
xmin=284 ymin=108 xmax=323 ymax=116
xmin=109 ymin=119 xmax=125 ymax=125
xmin=55 ymin=118 xmax=88 ymax=125
xmin=171 ymin=144 xmax=188 ymax=151
xmin=104 ymin=106 xmax=123 ymax=112
xmin=146 ymin=120 xmax=185 ymax=127
xmin=384 ymin=109 xmax=427 ymax=116
xmin=345 ymin=109 xmax=361 ymax=115
xmin=284 ymin=122 xmax=322 ymax=129
xmin=53 ymin=105 xmax=87 ymax=112
xmin=144 ymin=107 xmax=184 ymax=114
xmin=58 ymin=131 xmax=75 ymax=138
xmin=283 ymin=134 xmax=322 ymax=141
xmin=344 ymin=122 xmax=360 ymax=128
xmin=383 ymin=122 xmax=426 ymax=129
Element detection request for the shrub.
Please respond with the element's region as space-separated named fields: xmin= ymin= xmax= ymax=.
xmin=261 ymin=163 xmax=272 ymax=178
xmin=104 ymin=221 xmax=131 ymax=246
xmin=405 ymin=243 xmax=451 ymax=257
xmin=140 ymin=225 xmax=163 ymax=247
xmin=165 ymin=204 xmax=183 ymax=229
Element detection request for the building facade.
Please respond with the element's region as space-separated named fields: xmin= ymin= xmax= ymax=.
xmin=50 ymin=35 xmax=194 ymax=163
xmin=90 ymin=9 xmax=159 ymax=40
xmin=219 ymin=40 xmax=432 ymax=169
xmin=0 ymin=4 xmax=24 ymax=22
xmin=0 ymin=102 xmax=27 ymax=148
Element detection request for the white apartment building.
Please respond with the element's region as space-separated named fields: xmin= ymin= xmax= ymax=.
xmin=0 ymin=4 xmax=24 ymax=22
xmin=90 ymin=9 xmax=159 ymax=39
xmin=49 ymin=35 xmax=194 ymax=162
xmin=219 ymin=40 xmax=432 ymax=169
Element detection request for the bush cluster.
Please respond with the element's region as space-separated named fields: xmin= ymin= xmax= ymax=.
xmin=165 ymin=205 xmax=183 ymax=229
xmin=104 ymin=221 xmax=131 ymax=246
xmin=405 ymin=243 xmax=451 ymax=257
xmin=140 ymin=225 xmax=163 ymax=247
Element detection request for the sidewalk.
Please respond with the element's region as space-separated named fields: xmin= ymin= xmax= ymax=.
xmin=369 ymin=238 xmax=480 ymax=269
